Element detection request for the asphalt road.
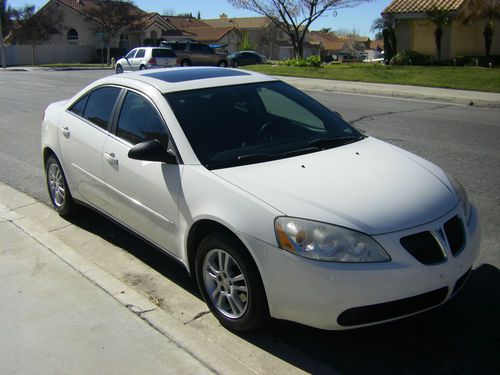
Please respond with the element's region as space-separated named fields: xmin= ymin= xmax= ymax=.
xmin=0 ymin=69 xmax=499 ymax=373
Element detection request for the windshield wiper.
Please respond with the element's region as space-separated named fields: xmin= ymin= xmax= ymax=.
xmin=308 ymin=135 xmax=364 ymax=149
xmin=237 ymin=153 xmax=276 ymax=162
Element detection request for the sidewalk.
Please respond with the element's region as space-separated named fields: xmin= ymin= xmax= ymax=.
xmin=0 ymin=183 xmax=255 ymax=375
xmin=274 ymin=76 xmax=500 ymax=108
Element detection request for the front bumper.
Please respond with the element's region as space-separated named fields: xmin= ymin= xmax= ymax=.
xmin=240 ymin=206 xmax=480 ymax=330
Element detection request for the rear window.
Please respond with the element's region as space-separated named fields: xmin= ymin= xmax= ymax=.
xmin=152 ymin=49 xmax=176 ymax=58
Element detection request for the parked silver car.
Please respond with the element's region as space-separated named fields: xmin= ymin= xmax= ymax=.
xmin=115 ymin=47 xmax=178 ymax=73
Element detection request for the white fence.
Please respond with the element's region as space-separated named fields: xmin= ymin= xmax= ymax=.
xmin=1 ymin=45 xmax=97 ymax=66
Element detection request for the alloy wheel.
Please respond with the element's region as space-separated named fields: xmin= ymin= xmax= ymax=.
xmin=48 ymin=162 xmax=66 ymax=208
xmin=202 ymin=248 xmax=249 ymax=318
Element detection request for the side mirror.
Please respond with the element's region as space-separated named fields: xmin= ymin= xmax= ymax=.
xmin=128 ymin=139 xmax=177 ymax=164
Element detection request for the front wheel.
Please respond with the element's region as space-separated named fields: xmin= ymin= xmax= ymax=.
xmin=181 ymin=59 xmax=192 ymax=67
xmin=45 ymin=155 xmax=76 ymax=217
xmin=232 ymin=61 xmax=239 ymax=68
xmin=218 ymin=60 xmax=228 ymax=67
xmin=195 ymin=234 xmax=269 ymax=332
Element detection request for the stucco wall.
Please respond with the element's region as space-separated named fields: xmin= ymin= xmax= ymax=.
xmin=395 ymin=16 xmax=500 ymax=59
xmin=44 ymin=1 xmax=100 ymax=47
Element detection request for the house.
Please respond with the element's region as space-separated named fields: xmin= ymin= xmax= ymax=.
xmin=383 ymin=0 xmax=500 ymax=59
xmin=203 ymin=13 xmax=317 ymax=59
xmin=309 ymin=32 xmax=349 ymax=58
xmin=5 ymin=0 xmax=177 ymax=64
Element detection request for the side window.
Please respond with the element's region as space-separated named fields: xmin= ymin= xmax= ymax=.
xmin=126 ymin=49 xmax=137 ymax=59
xmin=83 ymin=87 xmax=121 ymax=130
xmin=135 ymin=49 xmax=146 ymax=58
xmin=69 ymin=94 xmax=89 ymax=117
xmin=116 ymin=91 xmax=168 ymax=145
xmin=257 ymin=87 xmax=324 ymax=130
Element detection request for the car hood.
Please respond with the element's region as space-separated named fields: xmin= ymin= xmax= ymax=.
xmin=212 ymin=137 xmax=457 ymax=235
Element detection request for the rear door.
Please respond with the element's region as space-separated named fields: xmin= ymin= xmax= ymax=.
xmin=130 ymin=48 xmax=146 ymax=70
xmin=58 ymin=86 xmax=122 ymax=208
xmin=102 ymin=89 xmax=182 ymax=256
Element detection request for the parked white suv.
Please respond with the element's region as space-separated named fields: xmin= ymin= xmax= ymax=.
xmin=115 ymin=47 xmax=178 ymax=73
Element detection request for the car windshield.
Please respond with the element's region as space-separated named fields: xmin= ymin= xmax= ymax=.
xmin=165 ymin=81 xmax=364 ymax=169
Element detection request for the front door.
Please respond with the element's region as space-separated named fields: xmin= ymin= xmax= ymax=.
xmin=102 ymin=90 xmax=182 ymax=257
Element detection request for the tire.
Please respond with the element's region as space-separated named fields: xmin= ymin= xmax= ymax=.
xmin=45 ymin=155 xmax=76 ymax=218
xmin=115 ymin=64 xmax=123 ymax=74
xmin=218 ymin=60 xmax=228 ymax=67
xmin=139 ymin=65 xmax=146 ymax=70
xmin=181 ymin=59 xmax=192 ymax=67
xmin=232 ymin=61 xmax=239 ymax=68
xmin=195 ymin=233 xmax=269 ymax=332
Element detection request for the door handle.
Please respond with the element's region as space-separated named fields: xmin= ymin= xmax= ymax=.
xmin=104 ymin=152 xmax=119 ymax=165
xmin=61 ymin=126 xmax=70 ymax=137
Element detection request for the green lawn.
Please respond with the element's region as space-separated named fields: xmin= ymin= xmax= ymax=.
xmin=244 ymin=63 xmax=500 ymax=93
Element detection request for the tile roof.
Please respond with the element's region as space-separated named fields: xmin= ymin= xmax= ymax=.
xmin=384 ymin=0 xmax=468 ymax=14
xmin=309 ymin=32 xmax=348 ymax=51
xmin=203 ymin=16 xmax=272 ymax=29
xmin=186 ymin=27 xmax=239 ymax=42
xmin=163 ymin=16 xmax=211 ymax=29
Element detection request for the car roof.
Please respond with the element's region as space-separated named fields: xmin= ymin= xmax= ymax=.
xmin=103 ymin=67 xmax=278 ymax=94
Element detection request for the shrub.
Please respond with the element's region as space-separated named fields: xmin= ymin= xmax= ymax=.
xmin=390 ymin=50 xmax=431 ymax=66
xmin=279 ymin=55 xmax=322 ymax=67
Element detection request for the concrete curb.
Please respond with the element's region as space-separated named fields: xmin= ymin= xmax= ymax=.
xmin=276 ymin=76 xmax=500 ymax=108
xmin=0 ymin=183 xmax=258 ymax=375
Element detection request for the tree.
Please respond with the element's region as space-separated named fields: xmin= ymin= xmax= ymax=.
xmin=10 ymin=4 xmax=62 ymax=65
xmin=371 ymin=16 xmax=396 ymax=63
xmin=462 ymin=0 xmax=500 ymax=56
xmin=240 ymin=31 xmax=255 ymax=50
xmin=85 ymin=0 xmax=145 ymax=65
xmin=319 ymin=27 xmax=332 ymax=32
xmin=426 ymin=7 xmax=450 ymax=60
xmin=1 ymin=0 xmax=12 ymax=38
xmin=229 ymin=0 xmax=372 ymax=58
xmin=197 ymin=11 xmax=201 ymax=19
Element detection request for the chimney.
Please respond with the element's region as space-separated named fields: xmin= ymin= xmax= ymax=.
xmin=220 ymin=13 xmax=228 ymax=19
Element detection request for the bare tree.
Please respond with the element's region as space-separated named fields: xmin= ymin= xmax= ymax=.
xmin=229 ymin=0 xmax=372 ymax=58
xmin=85 ymin=0 xmax=145 ymax=65
xmin=10 ymin=4 xmax=62 ymax=65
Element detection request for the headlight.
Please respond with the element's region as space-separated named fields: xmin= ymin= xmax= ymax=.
xmin=275 ymin=217 xmax=390 ymax=263
xmin=447 ymin=174 xmax=471 ymax=223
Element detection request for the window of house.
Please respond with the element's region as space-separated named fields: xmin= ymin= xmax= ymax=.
xmin=67 ymin=28 xmax=78 ymax=44
xmin=82 ymin=87 xmax=122 ymax=130
xmin=116 ymin=91 xmax=168 ymax=145
xmin=119 ymin=34 xmax=130 ymax=50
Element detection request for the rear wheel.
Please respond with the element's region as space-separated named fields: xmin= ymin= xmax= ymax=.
xmin=181 ymin=59 xmax=192 ymax=67
xmin=195 ymin=233 xmax=269 ymax=332
xmin=139 ymin=65 xmax=146 ymax=70
xmin=45 ymin=155 xmax=76 ymax=217
xmin=218 ymin=60 xmax=228 ymax=67
xmin=115 ymin=64 xmax=123 ymax=74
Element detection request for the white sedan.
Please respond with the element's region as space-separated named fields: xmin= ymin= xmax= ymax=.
xmin=41 ymin=67 xmax=480 ymax=331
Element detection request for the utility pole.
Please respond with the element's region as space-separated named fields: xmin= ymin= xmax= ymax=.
xmin=0 ymin=12 xmax=6 ymax=68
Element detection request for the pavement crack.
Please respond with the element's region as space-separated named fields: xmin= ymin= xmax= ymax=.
xmin=350 ymin=104 xmax=452 ymax=125
xmin=184 ymin=310 xmax=211 ymax=324
xmin=125 ymin=304 xmax=157 ymax=316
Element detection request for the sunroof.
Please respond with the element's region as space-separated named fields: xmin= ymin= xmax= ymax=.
xmin=143 ymin=68 xmax=250 ymax=83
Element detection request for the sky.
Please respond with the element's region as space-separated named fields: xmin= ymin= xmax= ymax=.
xmin=6 ymin=0 xmax=393 ymax=38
